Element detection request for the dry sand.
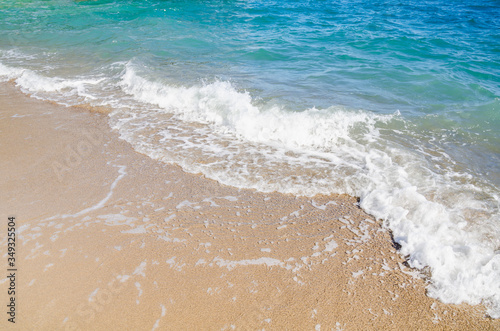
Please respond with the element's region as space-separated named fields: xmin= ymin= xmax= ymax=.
xmin=0 ymin=83 xmax=498 ymax=330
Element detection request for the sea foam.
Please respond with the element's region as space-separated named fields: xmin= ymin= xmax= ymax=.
xmin=115 ymin=64 xmax=500 ymax=317
xmin=1 ymin=59 xmax=499 ymax=317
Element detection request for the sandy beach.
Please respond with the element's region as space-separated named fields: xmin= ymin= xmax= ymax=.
xmin=0 ymin=82 xmax=498 ymax=330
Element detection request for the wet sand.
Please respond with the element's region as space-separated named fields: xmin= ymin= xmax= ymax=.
xmin=0 ymin=83 xmax=498 ymax=330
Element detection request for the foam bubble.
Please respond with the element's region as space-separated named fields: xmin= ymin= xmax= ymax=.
xmin=1 ymin=57 xmax=499 ymax=317
xmin=0 ymin=62 xmax=104 ymax=103
xmin=114 ymin=64 xmax=500 ymax=317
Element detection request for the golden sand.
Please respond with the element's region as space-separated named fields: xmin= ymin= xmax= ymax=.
xmin=0 ymin=83 xmax=498 ymax=330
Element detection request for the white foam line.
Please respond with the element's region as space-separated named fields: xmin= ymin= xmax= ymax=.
xmin=88 ymin=288 xmax=99 ymax=302
xmin=213 ymin=256 xmax=285 ymax=271
xmin=42 ymin=165 xmax=127 ymax=221
xmin=151 ymin=304 xmax=167 ymax=331
xmin=67 ymin=165 xmax=127 ymax=218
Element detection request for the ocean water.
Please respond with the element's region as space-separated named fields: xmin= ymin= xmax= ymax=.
xmin=1 ymin=0 xmax=499 ymax=317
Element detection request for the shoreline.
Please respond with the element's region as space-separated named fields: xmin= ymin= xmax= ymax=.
xmin=1 ymin=82 xmax=498 ymax=329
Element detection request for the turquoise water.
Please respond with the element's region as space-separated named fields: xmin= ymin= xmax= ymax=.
xmin=1 ymin=0 xmax=499 ymax=316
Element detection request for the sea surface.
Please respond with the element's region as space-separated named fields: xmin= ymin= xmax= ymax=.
xmin=1 ymin=0 xmax=499 ymax=317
